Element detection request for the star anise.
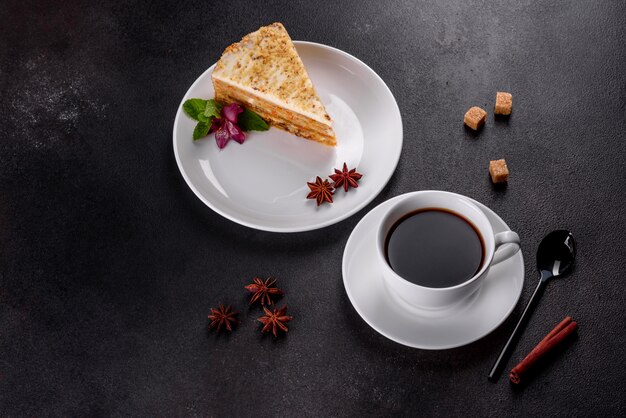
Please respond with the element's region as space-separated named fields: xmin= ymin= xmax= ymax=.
xmin=244 ymin=276 xmax=284 ymax=305
xmin=306 ymin=176 xmax=334 ymax=206
xmin=329 ymin=162 xmax=363 ymax=192
xmin=208 ymin=304 xmax=239 ymax=332
xmin=258 ymin=305 xmax=293 ymax=337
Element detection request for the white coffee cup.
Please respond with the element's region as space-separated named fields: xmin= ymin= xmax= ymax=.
xmin=376 ymin=191 xmax=520 ymax=309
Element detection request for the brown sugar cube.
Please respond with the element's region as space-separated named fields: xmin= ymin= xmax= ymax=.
xmin=495 ymin=92 xmax=513 ymax=115
xmin=489 ymin=159 xmax=509 ymax=183
xmin=464 ymin=106 xmax=487 ymax=130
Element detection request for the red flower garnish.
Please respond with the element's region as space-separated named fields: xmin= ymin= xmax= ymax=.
xmin=244 ymin=276 xmax=284 ymax=306
xmin=258 ymin=305 xmax=293 ymax=337
xmin=306 ymin=176 xmax=334 ymax=206
xmin=209 ymin=103 xmax=246 ymax=149
xmin=329 ymin=163 xmax=363 ymax=192
xmin=208 ymin=304 xmax=239 ymax=332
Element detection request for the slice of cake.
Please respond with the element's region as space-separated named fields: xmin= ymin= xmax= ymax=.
xmin=211 ymin=23 xmax=336 ymax=146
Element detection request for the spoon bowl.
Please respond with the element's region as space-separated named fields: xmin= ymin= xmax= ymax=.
xmin=537 ymin=230 xmax=576 ymax=281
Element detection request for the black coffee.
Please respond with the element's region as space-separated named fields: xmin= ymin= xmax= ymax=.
xmin=385 ymin=208 xmax=484 ymax=288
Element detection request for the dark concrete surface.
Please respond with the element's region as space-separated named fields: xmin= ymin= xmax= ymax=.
xmin=1 ymin=0 xmax=625 ymax=416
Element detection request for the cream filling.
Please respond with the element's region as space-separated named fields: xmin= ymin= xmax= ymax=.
xmin=212 ymin=75 xmax=333 ymax=127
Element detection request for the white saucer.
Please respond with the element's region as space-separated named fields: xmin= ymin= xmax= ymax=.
xmin=342 ymin=194 xmax=525 ymax=349
xmin=173 ymin=41 xmax=402 ymax=233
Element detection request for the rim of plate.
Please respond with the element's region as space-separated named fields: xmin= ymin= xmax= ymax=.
xmin=172 ymin=41 xmax=403 ymax=233
xmin=341 ymin=192 xmax=525 ymax=349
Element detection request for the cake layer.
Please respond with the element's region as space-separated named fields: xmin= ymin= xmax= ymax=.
xmin=214 ymin=78 xmax=336 ymax=146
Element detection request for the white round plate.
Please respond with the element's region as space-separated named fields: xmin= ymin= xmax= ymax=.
xmin=342 ymin=193 xmax=525 ymax=350
xmin=173 ymin=41 xmax=403 ymax=232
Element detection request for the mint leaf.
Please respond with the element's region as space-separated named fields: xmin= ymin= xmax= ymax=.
xmin=183 ymin=99 xmax=208 ymax=121
xmin=204 ymin=99 xmax=223 ymax=119
xmin=237 ymin=108 xmax=269 ymax=132
xmin=193 ymin=122 xmax=210 ymax=141
xmin=197 ymin=113 xmax=209 ymax=123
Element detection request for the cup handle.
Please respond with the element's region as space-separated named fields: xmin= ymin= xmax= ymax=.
xmin=492 ymin=231 xmax=521 ymax=265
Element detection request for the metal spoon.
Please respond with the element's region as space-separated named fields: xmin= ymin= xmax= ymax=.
xmin=488 ymin=230 xmax=576 ymax=382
